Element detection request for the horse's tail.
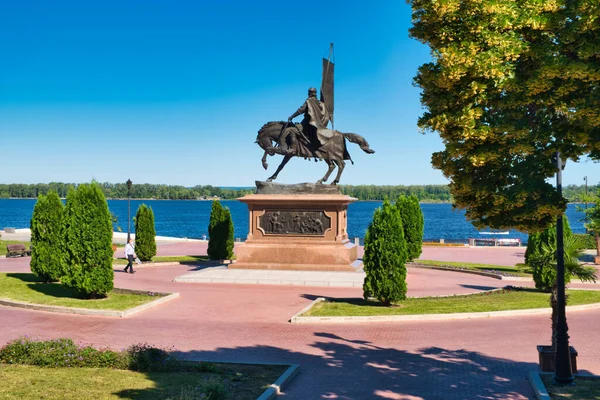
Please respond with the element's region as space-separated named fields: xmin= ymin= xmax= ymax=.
xmin=343 ymin=133 xmax=375 ymax=154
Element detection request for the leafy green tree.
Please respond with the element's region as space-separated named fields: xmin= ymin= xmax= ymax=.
xmin=395 ymin=195 xmax=424 ymax=261
xmin=363 ymin=198 xmax=408 ymax=305
xmin=30 ymin=191 xmax=65 ymax=282
xmin=134 ymin=204 xmax=156 ymax=262
xmin=525 ymin=216 xmax=573 ymax=265
xmin=207 ymin=200 xmax=234 ymax=260
xmin=409 ymin=0 xmax=600 ymax=232
xmin=61 ymin=183 xmax=114 ymax=298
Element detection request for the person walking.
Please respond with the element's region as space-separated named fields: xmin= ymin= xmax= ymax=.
xmin=123 ymin=238 xmax=136 ymax=274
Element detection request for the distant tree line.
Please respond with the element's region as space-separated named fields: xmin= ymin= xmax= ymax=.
xmin=0 ymin=183 xmax=254 ymax=200
xmin=0 ymin=182 xmax=597 ymax=202
xmin=340 ymin=185 xmax=453 ymax=202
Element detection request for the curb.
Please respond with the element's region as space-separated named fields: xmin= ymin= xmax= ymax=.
xmin=529 ymin=371 xmax=600 ymax=400
xmin=257 ymin=364 xmax=300 ymax=400
xmin=408 ymin=263 xmax=529 ymax=280
xmin=529 ymin=371 xmax=551 ymax=400
xmin=170 ymin=357 xmax=299 ymax=400
xmin=0 ymin=290 xmax=179 ymax=318
xmin=290 ymin=295 xmax=600 ymax=323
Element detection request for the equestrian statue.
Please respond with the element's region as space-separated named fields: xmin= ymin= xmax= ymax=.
xmin=256 ymin=87 xmax=374 ymax=185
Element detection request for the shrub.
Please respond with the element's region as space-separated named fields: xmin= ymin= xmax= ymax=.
xmin=0 ymin=337 xmax=222 ymax=375
xmin=528 ymin=235 xmax=596 ymax=292
xmin=395 ymin=195 xmax=424 ymax=261
xmin=525 ymin=215 xmax=572 ymax=265
xmin=0 ymin=337 xmax=128 ymax=369
xmin=61 ymin=183 xmax=114 ymax=298
xmin=573 ymin=233 xmax=596 ymax=250
xmin=30 ymin=191 xmax=65 ymax=282
xmin=363 ymin=198 xmax=408 ymax=305
xmin=134 ymin=204 xmax=156 ymax=262
xmin=207 ymin=200 xmax=234 ymax=260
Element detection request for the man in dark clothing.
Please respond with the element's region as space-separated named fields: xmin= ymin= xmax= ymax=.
xmin=287 ymin=87 xmax=332 ymax=154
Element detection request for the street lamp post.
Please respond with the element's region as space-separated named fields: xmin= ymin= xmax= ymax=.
xmin=553 ymin=152 xmax=574 ymax=385
xmin=126 ymin=179 xmax=132 ymax=242
xmin=584 ymin=176 xmax=588 ymax=232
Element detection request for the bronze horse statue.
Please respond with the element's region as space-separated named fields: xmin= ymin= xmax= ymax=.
xmin=256 ymin=121 xmax=374 ymax=185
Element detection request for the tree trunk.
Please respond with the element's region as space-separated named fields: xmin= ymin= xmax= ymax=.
xmin=595 ymin=234 xmax=600 ymax=256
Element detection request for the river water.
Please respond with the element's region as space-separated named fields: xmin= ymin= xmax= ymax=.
xmin=0 ymin=199 xmax=588 ymax=243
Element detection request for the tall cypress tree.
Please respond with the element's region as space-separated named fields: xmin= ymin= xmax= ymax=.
xmin=363 ymin=198 xmax=408 ymax=305
xmin=30 ymin=191 xmax=65 ymax=282
xmin=207 ymin=200 xmax=224 ymax=260
xmin=396 ymin=195 xmax=424 ymax=261
xmin=134 ymin=204 xmax=156 ymax=262
xmin=223 ymin=207 xmax=234 ymax=259
xmin=207 ymin=200 xmax=235 ymax=260
xmin=61 ymin=183 xmax=114 ymax=298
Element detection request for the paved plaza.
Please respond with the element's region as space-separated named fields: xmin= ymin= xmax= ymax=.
xmin=1 ymin=242 xmax=599 ymax=399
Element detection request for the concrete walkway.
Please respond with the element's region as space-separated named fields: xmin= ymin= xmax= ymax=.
xmin=1 ymin=244 xmax=600 ymax=399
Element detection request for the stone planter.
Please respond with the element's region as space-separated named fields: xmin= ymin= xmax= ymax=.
xmin=537 ymin=345 xmax=578 ymax=373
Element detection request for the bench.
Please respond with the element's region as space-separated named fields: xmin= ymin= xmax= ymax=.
xmin=6 ymin=244 xmax=31 ymax=258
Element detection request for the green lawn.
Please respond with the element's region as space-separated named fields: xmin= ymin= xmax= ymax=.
xmin=112 ymin=255 xmax=208 ymax=265
xmin=0 ymin=273 xmax=165 ymax=310
xmin=0 ymin=363 xmax=287 ymax=400
xmin=541 ymin=374 xmax=600 ymax=399
xmin=0 ymin=240 xmax=31 ymax=257
xmin=413 ymin=259 xmax=531 ymax=277
xmin=304 ymin=288 xmax=600 ymax=317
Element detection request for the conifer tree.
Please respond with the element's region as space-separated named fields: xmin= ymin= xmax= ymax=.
xmin=396 ymin=195 xmax=424 ymax=261
xmin=223 ymin=207 xmax=235 ymax=259
xmin=363 ymin=198 xmax=408 ymax=305
xmin=61 ymin=183 xmax=114 ymax=298
xmin=30 ymin=191 xmax=65 ymax=282
xmin=207 ymin=200 xmax=235 ymax=260
xmin=134 ymin=204 xmax=156 ymax=262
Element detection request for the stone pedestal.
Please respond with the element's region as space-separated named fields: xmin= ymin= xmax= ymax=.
xmin=232 ymin=183 xmax=361 ymax=271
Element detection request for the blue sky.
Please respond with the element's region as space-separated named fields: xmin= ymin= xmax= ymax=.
xmin=1 ymin=0 xmax=597 ymax=187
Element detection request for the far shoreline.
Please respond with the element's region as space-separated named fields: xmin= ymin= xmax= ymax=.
xmin=1 ymin=198 xmax=592 ymax=205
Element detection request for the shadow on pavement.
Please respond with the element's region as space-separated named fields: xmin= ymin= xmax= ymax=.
xmin=112 ymin=332 xmax=538 ymax=399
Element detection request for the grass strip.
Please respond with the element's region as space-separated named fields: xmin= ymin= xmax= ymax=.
xmin=304 ymin=288 xmax=600 ymax=317
xmin=413 ymin=259 xmax=531 ymax=277
xmin=112 ymin=255 xmax=208 ymax=265
xmin=0 ymin=363 xmax=286 ymax=400
xmin=541 ymin=374 xmax=600 ymax=399
xmin=0 ymin=273 xmax=164 ymax=310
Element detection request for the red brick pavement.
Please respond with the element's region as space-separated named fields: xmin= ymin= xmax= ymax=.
xmin=127 ymin=241 xmax=528 ymax=267
xmin=2 ymin=246 xmax=599 ymax=399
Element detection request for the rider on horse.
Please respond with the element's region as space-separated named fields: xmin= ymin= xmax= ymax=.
xmin=286 ymin=87 xmax=333 ymax=155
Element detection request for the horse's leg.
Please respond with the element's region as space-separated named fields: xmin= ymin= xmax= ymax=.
xmin=331 ymin=160 xmax=345 ymax=185
xmin=267 ymin=155 xmax=292 ymax=182
xmin=261 ymin=150 xmax=269 ymax=170
xmin=316 ymin=160 xmax=335 ymax=185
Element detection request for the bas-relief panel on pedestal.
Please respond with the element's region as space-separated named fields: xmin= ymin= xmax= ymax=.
xmin=258 ymin=210 xmax=331 ymax=235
